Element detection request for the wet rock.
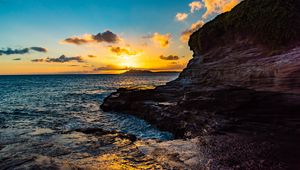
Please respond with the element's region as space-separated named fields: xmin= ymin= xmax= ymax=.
xmin=0 ymin=145 xmax=4 ymax=152
xmin=74 ymin=128 xmax=111 ymax=136
xmin=0 ymin=156 xmax=35 ymax=170
xmin=136 ymin=138 xmax=201 ymax=169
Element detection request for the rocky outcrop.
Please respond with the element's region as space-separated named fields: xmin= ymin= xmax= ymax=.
xmin=175 ymin=0 xmax=300 ymax=93
xmin=101 ymin=0 xmax=300 ymax=169
xmin=174 ymin=44 xmax=300 ymax=94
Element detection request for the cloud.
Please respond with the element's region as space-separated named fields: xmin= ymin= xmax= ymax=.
xmin=0 ymin=47 xmax=47 ymax=55
xmin=202 ymin=0 xmax=240 ymax=18
xmin=62 ymin=30 xmax=120 ymax=45
xmin=93 ymin=31 xmax=120 ymax=43
xmin=13 ymin=58 xmax=21 ymax=61
xmin=109 ymin=46 xmax=138 ymax=56
xmin=0 ymin=48 xmax=29 ymax=55
xmin=46 ymin=55 xmax=84 ymax=63
xmin=176 ymin=13 xmax=188 ymax=21
xmin=145 ymin=33 xmax=171 ymax=48
xmin=88 ymin=55 xmax=97 ymax=58
xmin=31 ymin=55 xmax=84 ymax=63
xmin=30 ymin=47 xmax=47 ymax=52
xmin=180 ymin=20 xmax=205 ymax=42
xmin=31 ymin=58 xmax=44 ymax=62
xmin=159 ymin=55 xmax=180 ymax=60
xmin=189 ymin=1 xmax=203 ymax=13
xmin=63 ymin=35 xmax=92 ymax=45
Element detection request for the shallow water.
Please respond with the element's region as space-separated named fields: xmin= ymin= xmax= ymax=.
xmin=0 ymin=74 xmax=178 ymax=169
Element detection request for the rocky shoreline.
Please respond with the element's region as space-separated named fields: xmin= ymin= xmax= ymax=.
xmin=101 ymin=0 xmax=300 ymax=169
xmin=101 ymin=85 xmax=300 ymax=169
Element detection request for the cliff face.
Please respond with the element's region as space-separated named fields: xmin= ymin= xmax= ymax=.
xmin=101 ymin=0 xmax=300 ymax=169
xmin=174 ymin=42 xmax=300 ymax=94
xmin=173 ymin=0 xmax=300 ymax=94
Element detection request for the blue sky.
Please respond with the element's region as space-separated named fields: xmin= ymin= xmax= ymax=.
xmin=0 ymin=0 xmax=201 ymax=45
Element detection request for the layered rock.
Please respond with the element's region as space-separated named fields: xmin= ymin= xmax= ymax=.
xmin=173 ymin=43 xmax=300 ymax=94
xmin=101 ymin=0 xmax=300 ymax=169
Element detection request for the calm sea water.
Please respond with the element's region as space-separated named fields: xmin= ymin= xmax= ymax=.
xmin=0 ymin=74 xmax=178 ymax=169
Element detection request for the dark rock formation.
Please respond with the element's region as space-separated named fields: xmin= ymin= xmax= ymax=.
xmin=122 ymin=69 xmax=154 ymax=75
xmin=121 ymin=69 xmax=180 ymax=75
xmin=101 ymin=0 xmax=300 ymax=169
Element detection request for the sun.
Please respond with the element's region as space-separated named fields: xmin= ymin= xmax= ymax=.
xmin=120 ymin=55 xmax=138 ymax=68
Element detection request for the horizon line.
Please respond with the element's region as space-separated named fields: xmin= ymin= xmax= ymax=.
xmin=0 ymin=72 xmax=180 ymax=76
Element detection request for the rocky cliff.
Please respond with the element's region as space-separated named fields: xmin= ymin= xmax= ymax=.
xmin=101 ymin=0 xmax=300 ymax=169
xmin=174 ymin=0 xmax=300 ymax=94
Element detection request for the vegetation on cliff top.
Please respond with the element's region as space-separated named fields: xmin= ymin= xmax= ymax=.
xmin=189 ymin=0 xmax=300 ymax=54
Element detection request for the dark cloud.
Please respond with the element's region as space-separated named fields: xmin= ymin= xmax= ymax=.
xmin=88 ymin=55 xmax=97 ymax=58
xmin=0 ymin=47 xmax=47 ymax=55
xmin=63 ymin=30 xmax=120 ymax=45
xmin=0 ymin=48 xmax=29 ymax=55
xmin=159 ymin=55 xmax=180 ymax=60
xmin=93 ymin=31 xmax=119 ymax=43
xmin=109 ymin=46 xmax=137 ymax=56
xmin=30 ymin=47 xmax=47 ymax=52
xmin=46 ymin=55 xmax=84 ymax=63
xmin=13 ymin=58 xmax=21 ymax=61
xmin=31 ymin=58 xmax=44 ymax=62
xmin=31 ymin=55 xmax=84 ymax=63
xmin=64 ymin=37 xmax=90 ymax=45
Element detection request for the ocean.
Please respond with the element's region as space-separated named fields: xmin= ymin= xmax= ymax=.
xmin=0 ymin=74 xmax=178 ymax=169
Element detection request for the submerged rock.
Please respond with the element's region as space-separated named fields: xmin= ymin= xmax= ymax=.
xmin=101 ymin=0 xmax=300 ymax=169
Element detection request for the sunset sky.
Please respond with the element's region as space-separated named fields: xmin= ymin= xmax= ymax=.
xmin=0 ymin=0 xmax=240 ymax=74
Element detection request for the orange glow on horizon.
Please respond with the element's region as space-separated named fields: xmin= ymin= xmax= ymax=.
xmin=0 ymin=34 xmax=192 ymax=75
xmin=119 ymin=55 xmax=139 ymax=68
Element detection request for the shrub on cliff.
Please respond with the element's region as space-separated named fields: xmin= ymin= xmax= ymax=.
xmin=189 ymin=0 xmax=300 ymax=54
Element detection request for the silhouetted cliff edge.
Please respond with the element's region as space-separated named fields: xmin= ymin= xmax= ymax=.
xmin=101 ymin=0 xmax=300 ymax=169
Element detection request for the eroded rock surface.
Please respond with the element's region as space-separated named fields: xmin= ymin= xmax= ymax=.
xmin=101 ymin=0 xmax=300 ymax=169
